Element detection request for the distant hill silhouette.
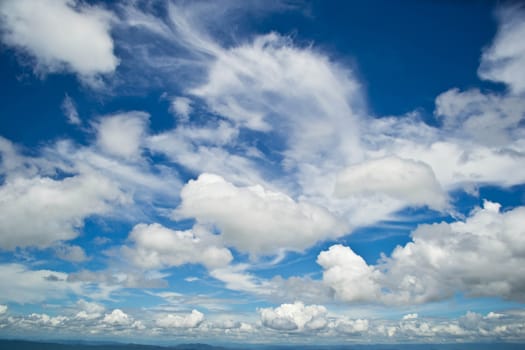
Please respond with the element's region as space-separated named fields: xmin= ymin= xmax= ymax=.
xmin=1 ymin=339 xmax=525 ymax=350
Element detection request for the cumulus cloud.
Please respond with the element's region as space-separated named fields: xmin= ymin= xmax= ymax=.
xmin=259 ymin=302 xmax=327 ymax=332
xmin=156 ymin=309 xmax=204 ymax=329
xmin=102 ymin=309 xmax=132 ymax=326
xmin=121 ymin=223 xmax=232 ymax=270
xmin=318 ymin=201 xmax=525 ymax=304
xmin=0 ymin=173 xmax=126 ymax=250
xmin=0 ymin=0 xmax=118 ymax=86
xmin=333 ymin=318 xmax=369 ymax=335
xmin=478 ymin=5 xmax=525 ymax=94
xmin=317 ymin=245 xmax=380 ymax=303
xmin=175 ymin=173 xmax=348 ymax=256
xmin=0 ymin=305 xmax=7 ymax=315
xmin=74 ymin=299 xmax=105 ymax=320
xmin=335 ymin=156 xmax=447 ymax=211
xmin=95 ymin=111 xmax=149 ymax=159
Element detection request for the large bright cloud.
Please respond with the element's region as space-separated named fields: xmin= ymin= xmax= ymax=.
xmin=259 ymin=302 xmax=327 ymax=332
xmin=318 ymin=201 xmax=525 ymax=304
xmin=0 ymin=0 xmax=118 ymax=86
xmin=175 ymin=173 xmax=348 ymax=256
xmin=335 ymin=156 xmax=448 ymax=211
xmin=121 ymin=223 xmax=232 ymax=270
xmin=0 ymin=173 xmax=125 ymax=250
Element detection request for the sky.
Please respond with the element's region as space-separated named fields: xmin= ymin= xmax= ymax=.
xmin=0 ymin=0 xmax=525 ymax=345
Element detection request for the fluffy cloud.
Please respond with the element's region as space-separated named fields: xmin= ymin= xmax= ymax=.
xmin=54 ymin=244 xmax=88 ymax=262
xmin=317 ymin=245 xmax=380 ymax=302
xmin=333 ymin=318 xmax=369 ymax=335
xmin=175 ymin=173 xmax=348 ymax=256
xmin=335 ymin=156 xmax=447 ymax=211
xmin=0 ymin=173 xmax=125 ymax=250
xmin=156 ymin=310 xmax=204 ymax=329
xmin=102 ymin=309 xmax=132 ymax=326
xmin=74 ymin=299 xmax=105 ymax=320
xmin=0 ymin=305 xmax=7 ymax=315
xmin=478 ymin=6 xmax=525 ymax=94
xmin=259 ymin=302 xmax=327 ymax=332
xmin=382 ymin=200 xmax=525 ymax=303
xmin=0 ymin=0 xmax=118 ymax=86
xmin=318 ymin=201 xmax=525 ymax=304
xmin=95 ymin=111 xmax=149 ymax=159
xmin=121 ymin=223 xmax=232 ymax=270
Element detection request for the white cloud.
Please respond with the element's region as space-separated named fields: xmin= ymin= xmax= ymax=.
xmin=0 ymin=173 xmax=126 ymax=250
xmin=75 ymin=299 xmax=105 ymax=320
xmin=478 ymin=5 xmax=525 ymax=94
xmin=54 ymin=244 xmax=88 ymax=263
xmin=0 ymin=305 xmax=7 ymax=315
xmin=402 ymin=313 xmax=418 ymax=320
xmin=121 ymin=223 xmax=232 ymax=270
xmin=61 ymin=94 xmax=81 ymax=125
xmin=156 ymin=309 xmax=204 ymax=329
xmin=175 ymin=173 xmax=348 ymax=256
xmin=95 ymin=111 xmax=149 ymax=159
xmin=102 ymin=309 xmax=132 ymax=326
xmin=335 ymin=156 xmax=447 ymax=211
xmin=170 ymin=97 xmax=193 ymax=121
xmin=333 ymin=318 xmax=369 ymax=335
xmin=317 ymin=245 xmax=380 ymax=303
xmin=0 ymin=263 xmax=82 ymax=304
xmin=259 ymin=302 xmax=327 ymax=332
xmin=435 ymin=88 xmax=525 ymax=147
xmin=0 ymin=0 xmax=118 ymax=86
xmin=318 ymin=201 xmax=525 ymax=304
xmin=24 ymin=313 xmax=68 ymax=328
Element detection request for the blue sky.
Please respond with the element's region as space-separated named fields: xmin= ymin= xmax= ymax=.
xmin=1 ymin=0 xmax=525 ymax=345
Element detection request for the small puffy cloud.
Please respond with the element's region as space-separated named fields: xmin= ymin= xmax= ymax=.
xmin=175 ymin=173 xmax=348 ymax=256
xmin=95 ymin=111 xmax=149 ymax=159
xmin=317 ymin=245 xmax=380 ymax=303
xmin=156 ymin=309 xmax=204 ymax=329
xmin=334 ymin=318 xmax=369 ymax=335
xmin=75 ymin=299 xmax=105 ymax=320
xmin=121 ymin=223 xmax=232 ymax=270
xmin=54 ymin=244 xmax=88 ymax=262
xmin=102 ymin=309 xmax=132 ymax=326
xmin=61 ymin=94 xmax=81 ymax=125
xmin=478 ymin=5 xmax=525 ymax=94
xmin=0 ymin=0 xmax=118 ymax=86
xmin=335 ymin=156 xmax=447 ymax=211
xmin=170 ymin=96 xmax=193 ymax=120
xmin=259 ymin=302 xmax=327 ymax=332
xmin=402 ymin=313 xmax=418 ymax=320
xmin=0 ymin=173 xmax=126 ymax=250
xmin=0 ymin=305 xmax=7 ymax=315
